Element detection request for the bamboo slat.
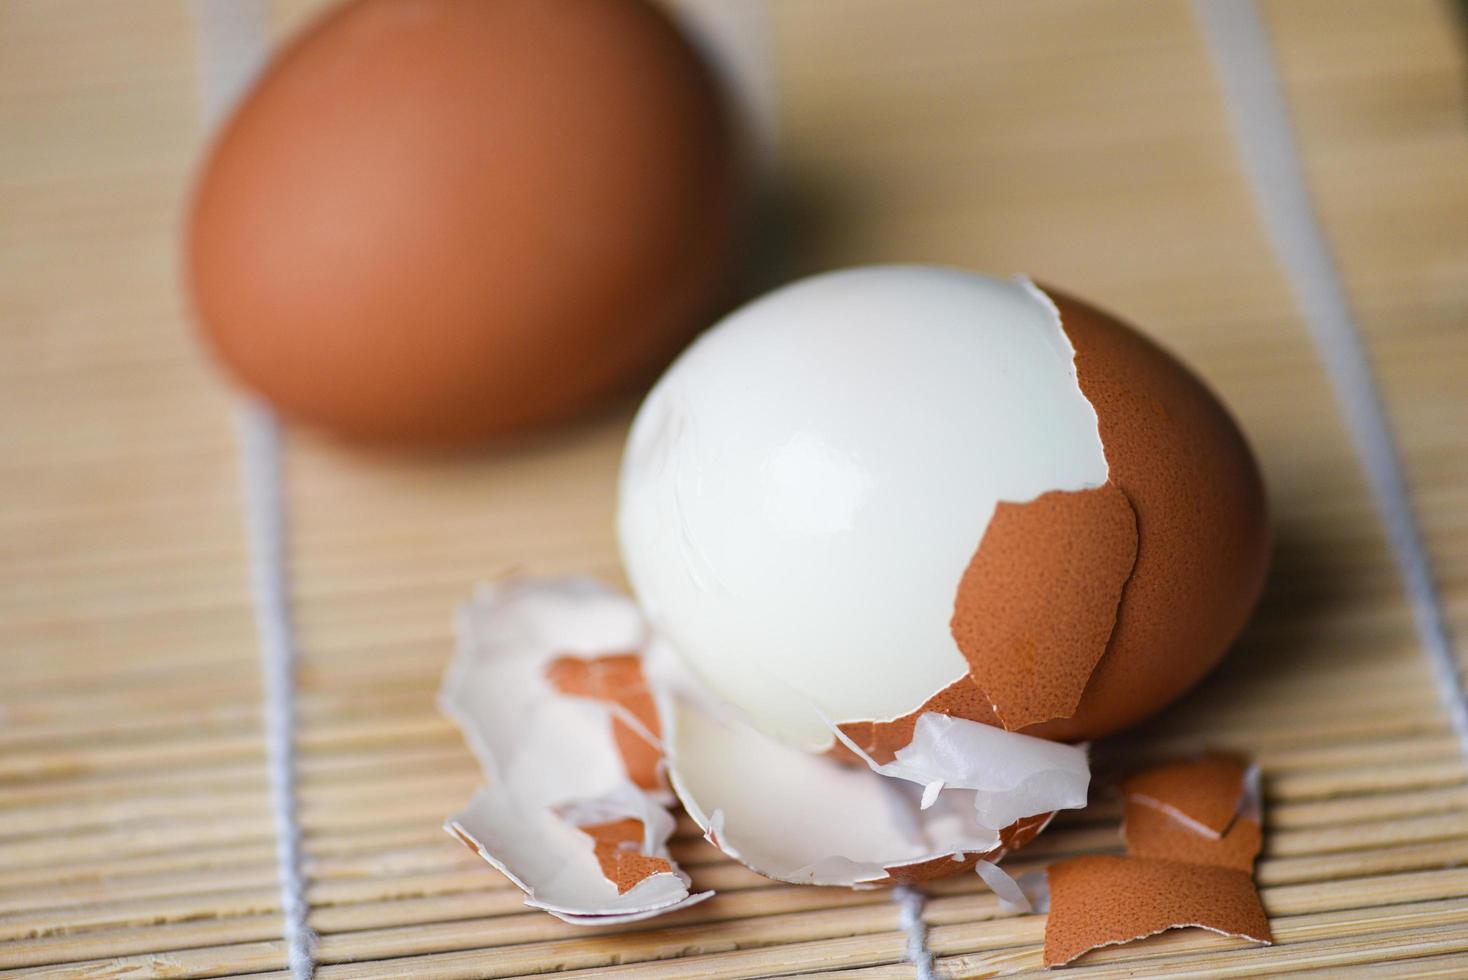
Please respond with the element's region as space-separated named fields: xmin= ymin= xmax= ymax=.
xmin=3 ymin=0 xmax=1466 ymax=976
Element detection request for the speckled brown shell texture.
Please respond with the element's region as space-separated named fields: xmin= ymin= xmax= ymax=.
xmin=1043 ymin=753 xmax=1269 ymax=964
xmin=1121 ymin=753 xmax=1249 ymax=835
xmin=1122 ymin=801 xmax=1262 ymax=872
xmin=1039 ymin=291 xmax=1270 ymax=739
xmin=579 ymin=818 xmax=673 ymax=894
xmin=951 ymin=483 xmax=1138 ymax=733
xmin=842 ymin=291 xmax=1269 ymax=756
xmin=1043 ymin=855 xmax=1272 ymax=966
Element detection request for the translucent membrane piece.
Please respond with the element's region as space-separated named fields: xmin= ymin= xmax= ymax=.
xmin=441 ymin=579 xmax=707 ymax=923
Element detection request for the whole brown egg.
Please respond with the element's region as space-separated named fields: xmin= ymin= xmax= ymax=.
xmin=188 ymin=0 xmax=743 ymax=445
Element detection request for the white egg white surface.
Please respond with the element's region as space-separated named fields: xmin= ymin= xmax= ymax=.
xmin=618 ymin=266 xmax=1109 ymax=750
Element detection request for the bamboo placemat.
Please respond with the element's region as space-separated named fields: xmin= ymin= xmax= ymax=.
xmin=3 ymin=0 xmax=1467 ymax=976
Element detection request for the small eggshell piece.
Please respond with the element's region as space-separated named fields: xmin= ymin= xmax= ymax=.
xmin=833 ymin=712 xmax=1090 ymax=834
xmin=951 ymin=482 xmax=1138 ymax=731
xmin=1122 ymin=802 xmax=1262 ymax=872
xmin=1043 ymin=855 xmax=1272 ymax=967
xmin=580 ymin=818 xmax=674 ymax=894
xmin=1121 ymin=752 xmax=1250 ymax=838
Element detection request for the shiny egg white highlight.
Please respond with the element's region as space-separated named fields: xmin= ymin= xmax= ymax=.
xmin=618 ymin=266 xmax=1109 ymax=751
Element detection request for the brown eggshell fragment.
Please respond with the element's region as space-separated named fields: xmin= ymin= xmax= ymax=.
xmin=1123 ymin=801 xmax=1261 ymax=872
xmin=1024 ymin=292 xmax=1270 ymax=741
xmin=951 ymin=483 xmax=1137 ymax=731
xmin=1121 ymin=753 xmax=1249 ymax=838
xmin=188 ymin=0 xmax=743 ymax=445
xmin=545 ymin=654 xmax=662 ymax=791
xmin=881 ymin=852 xmax=979 ymax=886
xmin=837 ymin=675 xmax=999 ymax=766
xmin=879 ymin=811 xmax=1054 ymax=885
xmin=579 ymin=818 xmax=674 ymax=895
xmin=1043 ymin=855 xmax=1272 ymax=966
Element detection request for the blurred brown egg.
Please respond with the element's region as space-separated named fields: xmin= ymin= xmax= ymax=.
xmin=188 ymin=0 xmax=743 ymax=446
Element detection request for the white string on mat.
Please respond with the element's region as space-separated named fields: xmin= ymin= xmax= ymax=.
xmin=192 ymin=2 xmax=317 ymax=977
xmin=1192 ymin=0 xmax=1468 ymax=762
xmin=192 ymin=0 xmax=269 ymax=122
xmin=235 ymin=403 xmax=318 ymax=980
xmin=894 ymin=884 xmax=939 ymax=980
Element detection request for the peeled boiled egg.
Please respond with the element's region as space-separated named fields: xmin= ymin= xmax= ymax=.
xmin=619 ymin=266 xmax=1269 ymax=751
xmin=436 ymin=267 xmax=1269 ymax=916
xmin=188 ymin=0 xmax=742 ymax=445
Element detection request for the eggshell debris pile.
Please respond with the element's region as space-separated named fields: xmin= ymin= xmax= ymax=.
xmin=440 ymin=580 xmax=705 ymax=924
xmin=441 ymin=578 xmax=1088 ymax=921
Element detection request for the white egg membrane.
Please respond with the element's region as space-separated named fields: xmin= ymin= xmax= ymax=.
xmin=831 ymin=712 xmax=1090 ymax=832
xmin=618 ymin=266 xmax=1110 ymax=751
xmin=662 ymin=693 xmax=1088 ymax=888
xmin=439 ymin=578 xmax=709 ymax=923
xmin=666 ymin=696 xmax=998 ymax=885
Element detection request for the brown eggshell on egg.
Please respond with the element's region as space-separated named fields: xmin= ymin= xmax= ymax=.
xmin=840 ymin=289 xmax=1267 ymax=753
xmin=188 ymin=0 xmax=742 ymax=446
xmin=951 ymin=482 xmax=1138 ymax=733
xmin=1031 ymin=292 xmax=1271 ymax=740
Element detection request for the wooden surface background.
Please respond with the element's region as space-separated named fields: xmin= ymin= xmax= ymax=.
xmin=3 ymin=0 xmax=1468 ymax=976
